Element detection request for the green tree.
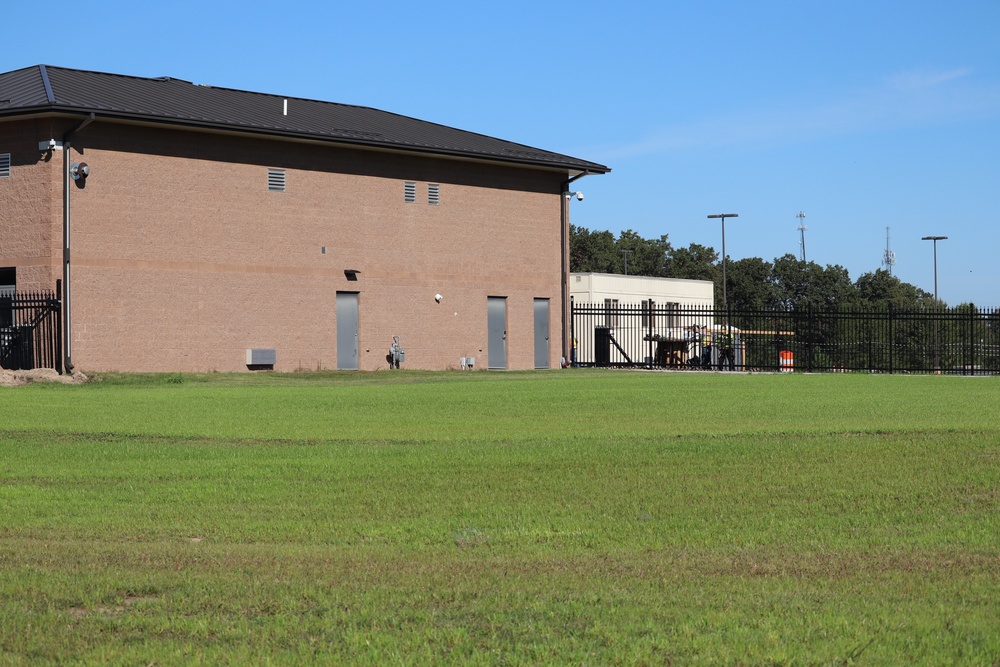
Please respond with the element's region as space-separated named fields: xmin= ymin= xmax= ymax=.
xmin=569 ymin=225 xmax=618 ymax=273
xmin=663 ymin=243 xmax=719 ymax=282
xmin=616 ymin=229 xmax=672 ymax=276
xmin=570 ymin=226 xmax=672 ymax=276
xmin=771 ymin=254 xmax=859 ymax=311
xmin=726 ymin=257 xmax=778 ymax=311
xmin=855 ymin=269 xmax=932 ymax=309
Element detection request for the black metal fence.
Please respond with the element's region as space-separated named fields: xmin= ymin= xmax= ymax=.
xmin=0 ymin=291 xmax=62 ymax=373
xmin=571 ymin=299 xmax=1000 ymax=375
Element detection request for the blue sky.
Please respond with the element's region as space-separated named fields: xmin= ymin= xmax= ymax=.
xmin=8 ymin=1 xmax=1000 ymax=306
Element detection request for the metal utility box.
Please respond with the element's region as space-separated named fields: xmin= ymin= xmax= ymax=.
xmin=389 ymin=336 xmax=404 ymax=369
xmin=246 ymin=348 xmax=277 ymax=366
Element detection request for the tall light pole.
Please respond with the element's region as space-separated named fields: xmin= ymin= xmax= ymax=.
xmin=921 ymin=235 xmax=948 ymax=303
xmin=707 ymin=213 xmax=739 ymax=312
xmin=921 ymin=235 xmax=947 ymax=373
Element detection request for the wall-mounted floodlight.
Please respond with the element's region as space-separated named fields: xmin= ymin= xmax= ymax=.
xmin=564 ymin=191 xmax=583 ymax=201
xmin=70 ymin=162 xmax=90 ymax=181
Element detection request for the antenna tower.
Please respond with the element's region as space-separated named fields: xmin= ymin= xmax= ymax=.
xmin=796 ymin=211 xmax=807 ymax=262
xmin=882 ymin=226 xmax=896 ymax=275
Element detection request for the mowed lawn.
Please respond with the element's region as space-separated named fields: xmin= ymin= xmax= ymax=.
xmin=1 ymin=370 xmax=997 ymax=665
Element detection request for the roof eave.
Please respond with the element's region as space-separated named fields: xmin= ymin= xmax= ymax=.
xmin=0 ymin=103 xmax=610 ymax=175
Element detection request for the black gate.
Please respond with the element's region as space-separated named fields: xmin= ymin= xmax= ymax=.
xmin=0 ymin=291 xmax=62 ymax=373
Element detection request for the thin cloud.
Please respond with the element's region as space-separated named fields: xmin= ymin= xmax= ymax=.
xmin=888 ymin=67 xmax=972 ymax=91
xmin=598 ymin=68 xmax=1000 ymax=161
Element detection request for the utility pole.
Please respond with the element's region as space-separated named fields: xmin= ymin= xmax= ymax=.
xmin=620 ymin=249 xmax=632 ymax=276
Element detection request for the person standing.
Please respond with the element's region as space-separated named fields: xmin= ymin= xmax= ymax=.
xmin=699 ymin=326 xmax=713 ymax=368
xmin=717 ymin=329 xmax=736 ymax=371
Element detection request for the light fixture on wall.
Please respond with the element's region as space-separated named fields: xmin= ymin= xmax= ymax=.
xmin=70 ymin=162 xmax=90 ymax=181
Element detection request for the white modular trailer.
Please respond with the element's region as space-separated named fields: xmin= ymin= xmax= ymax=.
xmin=570 ymin=273 xmax=719 ymax=367
xmin=570 ymin=273 xmax=714 ymax=307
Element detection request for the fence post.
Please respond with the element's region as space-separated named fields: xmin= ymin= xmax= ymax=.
xmin=807 ymin=304 xmax=814 ymax=373
xmin=646 ymin=299 xmax=654 ymax=370
xmin=968 ymin=306 xmax=975 ymax=375
xmin=55 ymin=280 xmax=64 ymax=375
xmin=887 ymin=303 xmax=894 ymax=374
xmin=569 ymin=296 xmax=575 ymax=368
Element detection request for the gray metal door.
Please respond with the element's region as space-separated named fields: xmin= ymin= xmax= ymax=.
xmin=533 ymin=298 xmax=550 ymax=369
xmin=336 ymin=292 xmax=359 ymax=370
xmin=487 ymin=296 xmax=507 ymax=369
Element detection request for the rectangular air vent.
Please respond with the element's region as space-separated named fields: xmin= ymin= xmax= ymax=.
xmin=268 ymin=168 xmax=286 ymax=192
xmin=246 ymin=348 xmax=277 ymax=367
xmin=428 ymin=183 xmax=440 ymax=205
xmin=404 ymin=181 xmax=416 ymax=203
xmin=0 ymin=153 xmax=10 ymax=179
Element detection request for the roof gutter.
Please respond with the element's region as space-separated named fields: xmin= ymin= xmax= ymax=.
xmin=61 ymin=112 xmax=95 ymax=374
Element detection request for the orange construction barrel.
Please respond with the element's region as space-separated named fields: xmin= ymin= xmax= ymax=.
xmin=779 ymin=350 xmax=794 ymax=372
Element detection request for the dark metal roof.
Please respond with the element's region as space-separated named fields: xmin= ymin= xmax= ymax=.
xmin=0 ymin=65 xmax=609 ymax=175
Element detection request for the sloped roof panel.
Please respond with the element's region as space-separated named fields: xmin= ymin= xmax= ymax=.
xmin=0 ymin=66 xmax=51 ymax=108
xmin=0 ymin=65 xmax=609 ymax=174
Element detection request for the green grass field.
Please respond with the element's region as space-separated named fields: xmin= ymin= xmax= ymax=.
xmin=1 ymin=370 xmax=997 ymax=665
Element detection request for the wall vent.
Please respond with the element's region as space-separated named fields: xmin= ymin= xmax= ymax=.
xmin=404 ymin=181 xmax=417 ymax=203
xmin=268 ymin=168 xmax=286 ymax=192
xmin=428 ymin=183 xmax=440 ymax=205
xmin=246 ymin=348 xmax=277 ymax=368
xmin=0 ymin=153 xmax=10 ymax=178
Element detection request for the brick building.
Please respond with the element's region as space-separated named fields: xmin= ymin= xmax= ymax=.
xmin=0 ymin=65 xmax=608 ymax=372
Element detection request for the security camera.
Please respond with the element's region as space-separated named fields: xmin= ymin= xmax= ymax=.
xmin=575 ymin=192 xmax=584 ymax=201
xmin=49 ymin=139 xmax=57 ymax=148
xmin=434 ymin=293 xmax=443 ymax=303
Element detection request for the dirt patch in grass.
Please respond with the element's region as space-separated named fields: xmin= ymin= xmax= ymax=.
xmin=0 ymin=368 xmax=88 ymax=387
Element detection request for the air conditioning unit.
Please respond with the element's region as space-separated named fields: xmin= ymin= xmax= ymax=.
xmin=246 ymin=348 xmax=277 ymax=367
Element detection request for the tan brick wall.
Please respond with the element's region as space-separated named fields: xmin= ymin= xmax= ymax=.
xmin=47 ymin=121 xmax=565 ymax=371
xmin=0 ymin=119 xmax=62 ymax=291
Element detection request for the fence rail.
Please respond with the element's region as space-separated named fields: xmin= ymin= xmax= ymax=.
xmin=571 ymin=300 xmax=1000 ymax=375
xmin=0 ymin=291 xmax=62 ymax=373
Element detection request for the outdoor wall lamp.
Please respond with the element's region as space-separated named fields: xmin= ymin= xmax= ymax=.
xmin=70 ymin=162 xmax=90 ymax=181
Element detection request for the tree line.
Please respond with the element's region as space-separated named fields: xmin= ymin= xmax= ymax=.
xmin=570 ymin=225 xmax=947 ymax=311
